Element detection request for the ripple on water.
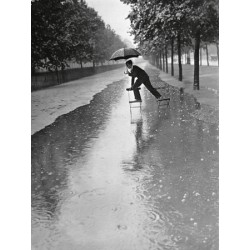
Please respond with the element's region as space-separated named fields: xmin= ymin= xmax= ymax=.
xmin=144 ymin=225 xmax=178 ymax=250
xmin=146 ymin=208 xmax=165 ymax=224
xmin=32 ymin=208 xmax=54 ymax=225
xmin=121 ymin=161 xmax=153 ymax=173
xmin=78 ymin=187 xmax=105 ymax=198
xmin=135 ymin=192 xmax=148 ymax=202
xmin=58 ymin=189 xmax=78 ymax=201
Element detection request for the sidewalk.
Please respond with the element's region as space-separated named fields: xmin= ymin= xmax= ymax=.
xmin=31 ymin=67 xmax=127 ymax=135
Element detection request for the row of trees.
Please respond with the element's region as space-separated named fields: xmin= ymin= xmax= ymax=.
xmin=121 ymin=0 xmax=219 ymax=90
xmin=31 ymin=0 xmax=126 ymax=74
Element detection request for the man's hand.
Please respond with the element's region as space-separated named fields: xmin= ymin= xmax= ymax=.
xmin=126 ymin=87 xmax=132 ymax=91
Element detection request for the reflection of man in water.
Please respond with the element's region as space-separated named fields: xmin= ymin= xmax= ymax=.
xmin=125 ymin=60 xmax=161 ymax=101
xmin=134 ymin=119 xmax=143 ymax=149
xmin=129 ymin=119 xmax=144 ymax=171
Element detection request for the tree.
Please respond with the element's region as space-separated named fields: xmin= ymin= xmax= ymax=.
xmin=32 ymin=0 xmax=78 ymax=73
xmin=185 ymin=0 xmax=219 ymax=89
xmin=121 ymin=0 xmax=191 ymax=81
xmin=69 ymin=0 xmax=96 ymax=68
xmin=32 ymin=0 xmax=126 ymax=74
xmin=121 ymin=0 xmax=218 ymax=89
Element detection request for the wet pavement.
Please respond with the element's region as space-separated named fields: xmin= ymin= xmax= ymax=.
xmin=32 ymin=66 xmax=219 ymax=250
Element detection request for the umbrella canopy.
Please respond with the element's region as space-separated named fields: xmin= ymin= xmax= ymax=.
xmin=109 ymin=48 xmax=141 ymax=61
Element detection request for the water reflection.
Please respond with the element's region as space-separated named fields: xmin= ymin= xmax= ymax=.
xmin=32 ymin=68 xmax=218 ymax=250
xmin=32 ymin=80 xmax=127 ymax=248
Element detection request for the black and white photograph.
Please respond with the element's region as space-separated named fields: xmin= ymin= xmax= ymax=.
xmin=31 ymin=0 xmax=220 ymax=249
xmin=3 ymin=0 xmax=250 ymax=249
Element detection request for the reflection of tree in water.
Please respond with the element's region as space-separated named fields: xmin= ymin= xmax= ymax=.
xmin=31 ymin=81 xmax=125 ymax=217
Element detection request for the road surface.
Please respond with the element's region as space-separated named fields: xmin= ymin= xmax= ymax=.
xmin=32 ymin=65 xmax=219 ymax=250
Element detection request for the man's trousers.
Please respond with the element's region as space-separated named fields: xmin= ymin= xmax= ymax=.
xmin=132 ymin=77 xmax=161 ymax=100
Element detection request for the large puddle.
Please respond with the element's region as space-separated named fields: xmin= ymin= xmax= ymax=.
xmin=32 ymin=67 xmax=219 ymax=250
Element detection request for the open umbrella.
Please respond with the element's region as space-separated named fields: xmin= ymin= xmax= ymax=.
xmin=109 ymin=48 xmax=141 ymax=61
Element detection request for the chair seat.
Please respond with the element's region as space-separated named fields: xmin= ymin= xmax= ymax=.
xmin=129 ymin=100 xmax=142 ymax=103
xmin=157 ymin=98 xmax=170 ymax=102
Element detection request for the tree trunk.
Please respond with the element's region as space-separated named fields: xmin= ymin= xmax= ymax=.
xmin=216 ymin=42 xmax=219 ymax=66
xmin=194 ymin=30 xmax=200 ymax=90
xmin=80 ymin=60 xmax=83 ymax=69
xmin=93 ymin=60 xmax=95 ymax=69
xmin=200 ymin=48 xmax=202 ymax=66
xmin=162 ymin=49 xmax=165 ymax=72
xmin=31 ymin=66 xmax=36 ymax=76
xmin=177 ymin=33 xmax=182 ymax=81
xmin=205 ymin=44 xmax=209 ymax=66
xmin=187 ymin=49 xmax=191 ymax=64
xmin=171 ymin=37 xmax=174 ymax=76
xmin=159 ymin=51 xmax=162 ymax=70
xmin=61 ymin=63 xmax=65 ymax=83
xmin=159 ymin=55 xmax=161 ymax=69
xmin=165 ymin=44 xmax=169 ymax=73
xmin=56 ymin=67 xmax=59 ymax=84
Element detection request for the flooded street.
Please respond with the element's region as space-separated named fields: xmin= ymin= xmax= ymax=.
xmin=32 ymin=67 xmax=219 ymax=250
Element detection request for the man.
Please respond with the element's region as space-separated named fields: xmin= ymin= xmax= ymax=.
xmin=125 ymin=60 xmax=161 ymax=101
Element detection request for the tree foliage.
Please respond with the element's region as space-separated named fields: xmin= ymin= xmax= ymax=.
xmin=120 ymin=0 xmax=219 ymax=89
xmin=31 ymin=0 xmax=126 ymax=73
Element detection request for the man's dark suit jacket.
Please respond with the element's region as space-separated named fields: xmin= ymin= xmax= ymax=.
xmin=128 ymin=65 xmax=149 ymax=86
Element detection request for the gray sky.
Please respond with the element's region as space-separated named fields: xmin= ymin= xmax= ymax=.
xmin=85 ymin=0 xmax=134 ymax=45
